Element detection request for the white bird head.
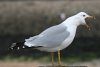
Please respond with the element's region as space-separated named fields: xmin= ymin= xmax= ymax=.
xmin=75 ymin=12 xmax=95 ymax=30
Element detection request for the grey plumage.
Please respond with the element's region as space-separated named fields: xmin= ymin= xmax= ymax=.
xmin=25 ymin=24 xmax=70 ymax=48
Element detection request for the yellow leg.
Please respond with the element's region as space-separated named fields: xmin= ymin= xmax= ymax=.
xmin=51 ymin=52 xmax=54 ymax=66
xmin=58 ymin=49 xmax=62 ymax=66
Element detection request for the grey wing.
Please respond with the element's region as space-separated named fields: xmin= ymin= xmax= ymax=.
xmin=27 ymin=24 xmax=70 ymax=48
xmin=40 ymin=24 xmax=66 ymax=36
xmin=25 ymin=35 xmax=38 ymax=43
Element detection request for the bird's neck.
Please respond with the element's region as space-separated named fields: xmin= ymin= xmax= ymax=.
xmin=61 ymin=15 xmax=81 ymax=27
xmin=61 ymin=18 xmax=78 ymax=36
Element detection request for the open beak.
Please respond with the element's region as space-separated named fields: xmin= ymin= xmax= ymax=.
xmin=87 ymin=16 xmax=96 ymax=19
xmin=85 ymin=16 xmax=95 ymax=31
xmin=85 ymin=24 xmax=91 ymax=31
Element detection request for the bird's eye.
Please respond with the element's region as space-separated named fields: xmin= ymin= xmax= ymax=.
xmin=83 ymin=15 xmax=85 ymax=17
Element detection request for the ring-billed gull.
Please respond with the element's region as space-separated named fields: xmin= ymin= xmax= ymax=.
xmin=10 ymin=12 xmax=95 ymax=66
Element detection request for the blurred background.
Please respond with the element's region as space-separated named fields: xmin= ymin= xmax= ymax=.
xmin=0 ymin=0 xmax=100 ymax=67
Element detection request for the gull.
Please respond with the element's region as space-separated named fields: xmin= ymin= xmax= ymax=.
xmin=10 ymin=12 xmax=95 ymax=66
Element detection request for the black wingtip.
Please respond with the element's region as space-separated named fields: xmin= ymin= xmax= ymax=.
xmin=10 ymin=43 xmax=17 ymax=50
xmin=10 ymin=42 xmax=43 ymax=50
xmin=10 ymin=42 xmax=27 ymax=50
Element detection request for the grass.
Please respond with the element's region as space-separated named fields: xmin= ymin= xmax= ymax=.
xmin=0 ymin=52 xmax=98 ymax=63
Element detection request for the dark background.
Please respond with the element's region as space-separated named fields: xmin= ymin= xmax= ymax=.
xmin=0 ymin=0 xmax=100 ymax=61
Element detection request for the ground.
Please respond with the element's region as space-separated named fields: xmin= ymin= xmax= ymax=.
xmin=0 ymin=59 xmax=100 ymax=67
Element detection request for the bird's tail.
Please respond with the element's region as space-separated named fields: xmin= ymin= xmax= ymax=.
xmin=10 ymin=42 xmax=43 ymax=50
xmin=10 ymin=42 xmax=29 ymax=50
